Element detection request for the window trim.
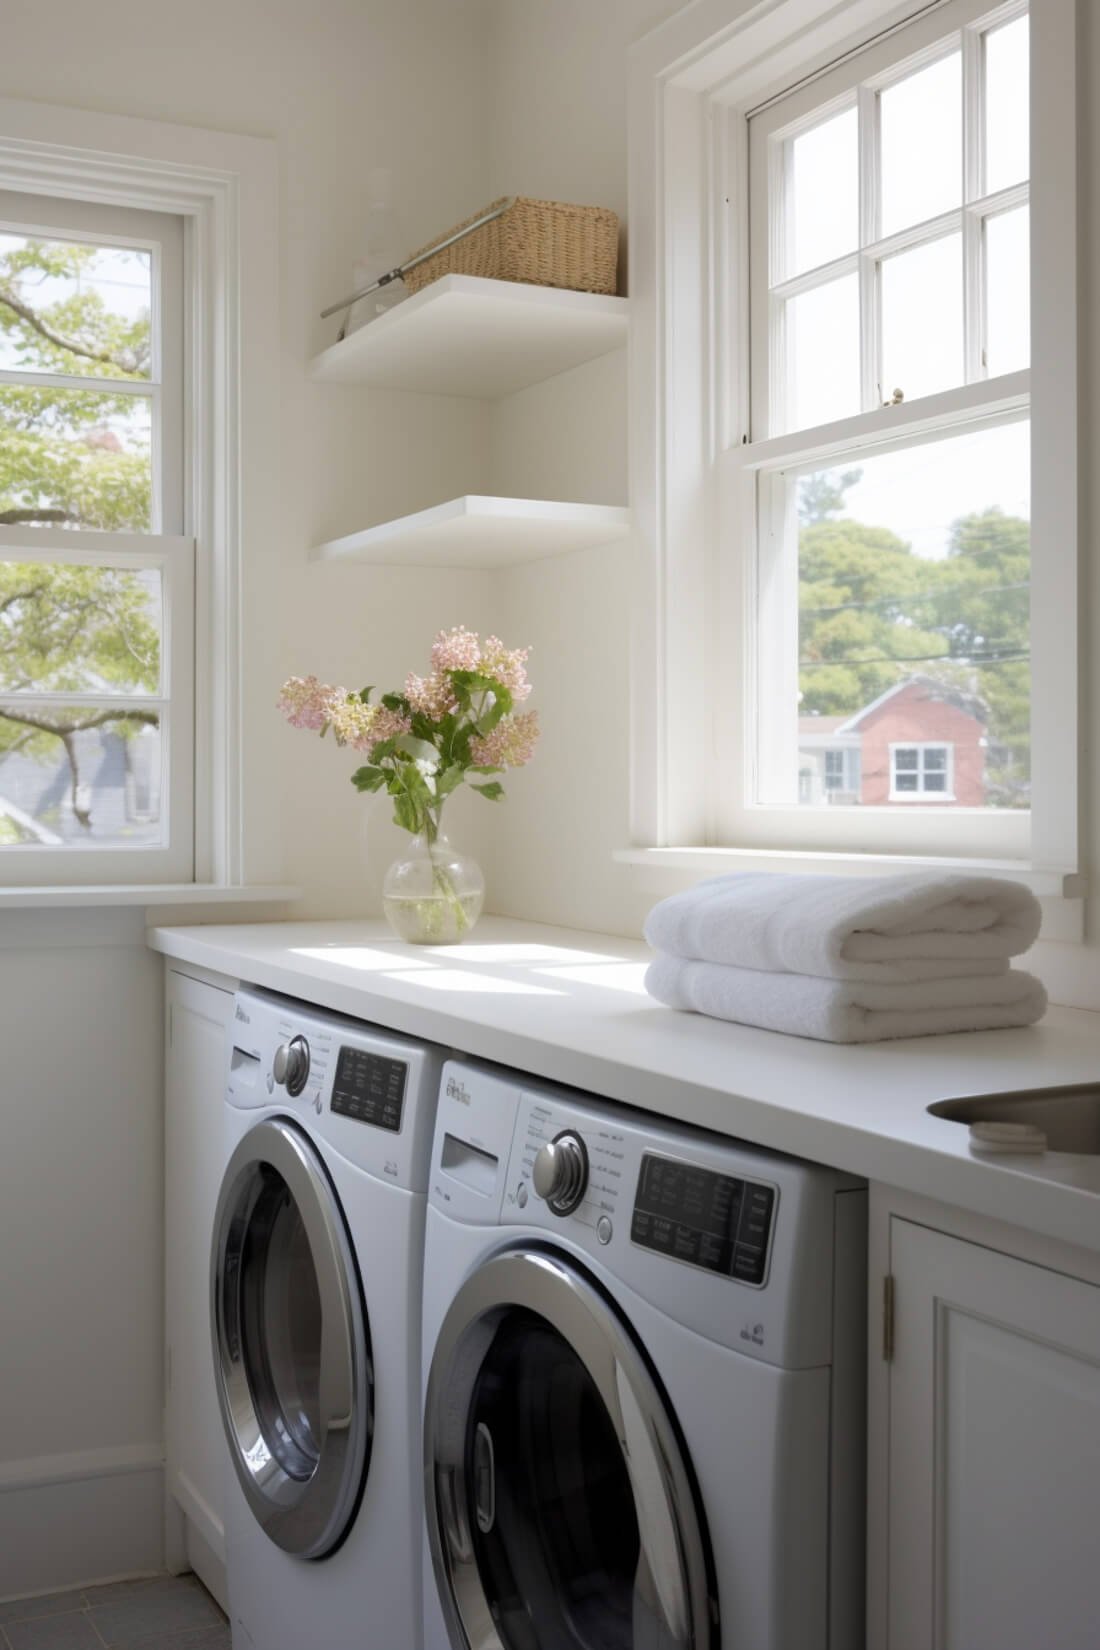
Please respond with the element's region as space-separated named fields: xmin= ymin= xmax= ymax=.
xmin=0 ymin=95 xmax=279 ymax=889
xmin=626 ymin=0 xmax=1079 ymax=897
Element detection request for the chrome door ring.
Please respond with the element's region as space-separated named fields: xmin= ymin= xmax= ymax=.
xmin=424 ymin=1244 xmax=717 ymax=1649
xmin=211 ymin=1117 xmax=372 ymax=1558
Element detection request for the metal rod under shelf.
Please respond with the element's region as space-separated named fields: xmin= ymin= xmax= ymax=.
xmin=321 ymin=198 xmax=518 ymax=339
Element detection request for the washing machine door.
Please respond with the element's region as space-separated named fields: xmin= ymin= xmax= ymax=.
xmin=211 ymin=1117 xmax=372 ymax=1559
xmin=424 ymin=1245 xmax=717 ymax=1650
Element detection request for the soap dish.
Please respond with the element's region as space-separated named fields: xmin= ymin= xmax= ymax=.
xmin=968 ymin=1120 xmax=1048 ymax=1155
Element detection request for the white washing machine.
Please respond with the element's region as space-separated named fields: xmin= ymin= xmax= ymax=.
xmin=422 ymin=1060 xmax=867 ymax=1650
xmin=211 ymin=987 xmax=443 ymax=1650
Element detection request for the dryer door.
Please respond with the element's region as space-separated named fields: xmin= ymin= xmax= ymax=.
xmin=424 ymin=1246 xmax=717 ymax=1650
xmin=211 ymin=1117 xmax=372 ymax=1558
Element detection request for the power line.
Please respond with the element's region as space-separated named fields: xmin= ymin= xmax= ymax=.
xmin=803 ymin=580 xmax=1029 ymax=617
xmin=797 ymin=650 xmax=1030 ymax=668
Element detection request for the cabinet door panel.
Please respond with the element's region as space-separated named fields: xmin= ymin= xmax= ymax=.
xmin=888 ymin=1220 xmax=1100 ymax=1650
xmin=165 ymin=969 xmax=233 ymax=1557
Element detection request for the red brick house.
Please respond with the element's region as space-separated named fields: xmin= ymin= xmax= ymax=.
xmin=798 ymin=677 xmax=987 ymax=807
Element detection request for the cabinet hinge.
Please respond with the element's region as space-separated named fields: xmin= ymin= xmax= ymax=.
xmin=882 ymin=1273 xmax=895 ymax=1362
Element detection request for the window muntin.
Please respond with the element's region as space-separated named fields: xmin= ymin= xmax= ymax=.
xmin=758 ymin=5 xmax=1030 ymax=439
xmin=0 ymin=192 xmax=191 ymax=883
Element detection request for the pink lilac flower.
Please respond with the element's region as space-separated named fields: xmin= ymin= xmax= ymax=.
xmin=405 ymin=670 xmax=458 ymax=720
xmin=469 ymin=710 xmax=540 ymax=769
xmin=369 ymin=705 xmax=413 ymax=746
xmin=277 ymin=675 xmax=337 ymax=732
xmin=430 ymin=625 xmax=482 ymax=673
xmin=325 ymin=696 xmax=382 ymax=751
xmin=479 ymin=636 xmax=532 ymax=701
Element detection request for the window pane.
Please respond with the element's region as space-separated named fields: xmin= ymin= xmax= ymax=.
xmin=787 ymin=106 xmax=858 ymax=278
xmin=880 ymin=53 xmax=962 ymax=236
xmin=783 ymin=272 xmax=861 ymax=431
xmin=0 ymin=563 xmax=161 ymax=695
xmin=0 ymin=706 xmax=163 ymax=846
xmin=788 ymin=420 xmax=1030 ymax=810
xmin=881 ymin=233 xmax=963 ymax=402
xmin=0 ymin=387 xmax=152 ymax=531
xmin=985 ymin=16 xmax=1029 ymax=194
xmin=0 ymin=232 xmax=151 ymax=380
xmin=985 ymin=206 xmax=1029 ymax=376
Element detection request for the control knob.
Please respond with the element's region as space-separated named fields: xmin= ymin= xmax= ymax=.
xmin=531 ymin=1131 xmax=589 ymax=1216
xmin=273 ymin=1035 xmax=310 ymax=1097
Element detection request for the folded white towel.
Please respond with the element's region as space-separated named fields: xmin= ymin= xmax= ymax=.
xmin=644 ymin=871 xmax=1041 ymax=982
xmin=645 ymin=955 xmax=1047 ymax=1043
xmin=646 ymin=957 xmax=1048 ymax=1042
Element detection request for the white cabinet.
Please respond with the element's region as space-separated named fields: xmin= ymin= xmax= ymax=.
xmin=164 ymin=965 xmax=236 ymax=1611
xmin=870 ymin=1196 xmax=1100 ymax=1650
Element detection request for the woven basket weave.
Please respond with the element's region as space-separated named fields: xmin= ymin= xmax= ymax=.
xmin=403 ymin=196 xmax=619 ymax=297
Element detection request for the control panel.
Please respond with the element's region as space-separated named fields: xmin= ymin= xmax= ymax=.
xmin=226 ymin=988 xmax=443 ymax=1191
xmin=331 ymin=1045 xmax=407 ymax=1132
xmin=631 ymin=1153 xmax=776 ymax=1287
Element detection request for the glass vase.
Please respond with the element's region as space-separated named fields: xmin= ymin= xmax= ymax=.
xmin=382 ymin=829 xmax=485 ymax=944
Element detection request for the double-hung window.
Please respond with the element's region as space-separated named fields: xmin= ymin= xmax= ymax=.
xmin=732 ymin=0 xmax=1034 ymax=863
xmin=0 ymin=189 xmax=193 ymax=883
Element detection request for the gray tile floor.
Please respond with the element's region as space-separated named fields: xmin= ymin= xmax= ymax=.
xmin=0 ymin=1576 xmax=228 ymax=1650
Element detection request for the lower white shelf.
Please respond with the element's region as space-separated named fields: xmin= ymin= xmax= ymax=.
xmin=312 ymin=495 xmax=631 ymax=570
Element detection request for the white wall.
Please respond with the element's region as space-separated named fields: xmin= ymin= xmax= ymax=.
xmin=0 ymin=0 xmax=490 ymax=1595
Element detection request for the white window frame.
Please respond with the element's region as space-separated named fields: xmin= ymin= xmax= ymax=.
xmin=889 ymin=740 xmax=955 ymax=800
xmin=0 ymin=95 xmax=279 ymax=892
xmin=0 ymin=189 xmax=193 ymax=882
xmin=624 ymin=0 xmax=1079 ymax=903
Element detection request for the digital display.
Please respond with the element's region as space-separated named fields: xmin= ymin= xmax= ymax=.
xmin=631 ymin=1154 xmax=775 ymax=1285
xmin=331 ymin=1046 xmax=407 ymax=1131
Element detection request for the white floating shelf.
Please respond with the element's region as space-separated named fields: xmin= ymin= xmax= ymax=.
xmin=313 ymin=496 xmax=631 ymax=571
xmin=310 ymin=274 xmax=629 ymax=399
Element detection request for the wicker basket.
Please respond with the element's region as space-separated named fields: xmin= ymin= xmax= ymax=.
xmin=403 ymin=196 xmax=619 ymax=297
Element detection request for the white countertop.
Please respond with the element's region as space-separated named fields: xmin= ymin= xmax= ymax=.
xmin=149 ymin=916 xmax=1100 ymax=1254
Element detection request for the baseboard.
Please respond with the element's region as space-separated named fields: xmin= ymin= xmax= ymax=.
xmin=0 ymin=1445 xmax=164 ymax=1601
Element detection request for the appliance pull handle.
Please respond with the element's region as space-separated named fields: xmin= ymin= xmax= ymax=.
xmin=474 ymin=1422 xmax=496 ymax=1535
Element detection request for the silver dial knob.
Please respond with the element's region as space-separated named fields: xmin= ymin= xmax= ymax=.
xmin=531 ymin=1132 xmax=588 ymax=1216
xmin=273 ymin=1035 xmax=310 ymax=1097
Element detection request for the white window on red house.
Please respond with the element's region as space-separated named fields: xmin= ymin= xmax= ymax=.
xmin=891 ymin=743 xmax=953 ymax=800
xmin=750 ymin=2 xmax=1030 ymax=818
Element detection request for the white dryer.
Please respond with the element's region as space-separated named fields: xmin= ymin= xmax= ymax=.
xmin=422 ymin=1060 xmax=866 ymax=1650
xmin=211 ymin=987 xmax=442 ymax=1650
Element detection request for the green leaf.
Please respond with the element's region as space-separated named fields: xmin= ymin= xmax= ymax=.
xmin=471 ymin=780 xmax=505 ymax=801
xmin=436 ymin=763 xmax=466 ymax=799
xmin=393 ymin=733 xmax=441 ymax=764
xmin=357 ymin=685 xmax=374 ymax=704
xmin=350 ymin=764 xmax=386 ymax=792
xmin=469 ymin=763 xmax=503 ymax=775
xmin=381 ymin=691 xmax=410 ymax=714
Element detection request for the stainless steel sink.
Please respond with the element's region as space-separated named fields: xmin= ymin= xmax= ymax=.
xmin=929 ymin=1084 xmax=1100 ymax=1155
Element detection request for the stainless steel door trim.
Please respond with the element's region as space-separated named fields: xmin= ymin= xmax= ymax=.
xmin=211 ymin=1117 xmax=372 ymax=1558
xmin=424 ymin=1244 xmax=717 ymax=1650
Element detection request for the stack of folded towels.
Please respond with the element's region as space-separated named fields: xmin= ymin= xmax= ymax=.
xmin=644 ymin=871 xmax=1047 ymax=1043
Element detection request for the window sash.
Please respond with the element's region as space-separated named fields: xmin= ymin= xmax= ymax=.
xmin=0 ymin=190 xmax=185 ymax=537
xmin=750 ymin=0 xmax=1029 ymax=439
xmin=0 ymin=525 xmax=194 ymax=883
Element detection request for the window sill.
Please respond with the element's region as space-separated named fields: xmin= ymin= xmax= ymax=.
xmin=613 ymin=847 xmax=1083 ymax=902
xmin=0 ymin=883 xmax=301 ymax=910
